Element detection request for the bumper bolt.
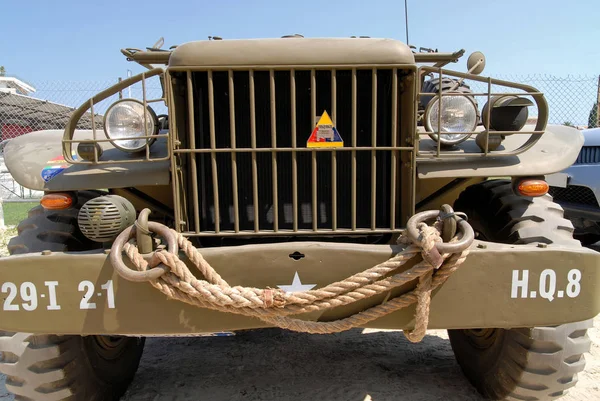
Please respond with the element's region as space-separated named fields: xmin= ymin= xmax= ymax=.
xmin=537 ymin=243 xmax=548 ymax=248
xmin=41 ymin=250 xmax=52 ymax=256
xmin=477 ymin=243 xmax=487 ymax=249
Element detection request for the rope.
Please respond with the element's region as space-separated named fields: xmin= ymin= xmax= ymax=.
xmin=115 ymin=211 xmax=471 ymax=342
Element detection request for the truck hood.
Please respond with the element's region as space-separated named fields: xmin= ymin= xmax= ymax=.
xmin=582 ymin=128 xmax=600 ymax=146
xmin=169 ymin=38 xmax=415 ymax=68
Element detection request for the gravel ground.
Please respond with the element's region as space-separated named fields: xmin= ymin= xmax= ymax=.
xmin=0 ymin=226 xmax=599 ymax=400
xmin=0 ymin=226 xmax=16 ymax=257
xmin=120 ymin=317 xmax=600 ymax=401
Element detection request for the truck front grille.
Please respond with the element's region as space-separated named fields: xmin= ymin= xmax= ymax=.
xmin=172 ymin=68 xmax=414 ymax=237
xmin=574 ymin=146 xmax=600 ymax=165
xmin=549 ymin=186 xmax=599 ymax=207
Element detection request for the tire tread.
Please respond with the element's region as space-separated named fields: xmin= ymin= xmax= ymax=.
xmin=450 ymin=180 xmax=590 ymax=400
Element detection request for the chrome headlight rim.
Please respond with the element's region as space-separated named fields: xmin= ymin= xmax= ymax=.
xmin=103 ymin=99 xmax=158 ymax=153
xmin=424 ymin=93 xmax=478 ymax=146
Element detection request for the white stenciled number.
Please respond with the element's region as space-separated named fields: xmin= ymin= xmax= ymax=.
xmin=101 ymin=280 xmax=115 ymax=309
xmin=566 ymin=269 xmax=582 ymax=298
xmin=20 ymin=282 xmax=38 ymax=311
xmin=2 ymin=282 xmax=19 ymax=311
xmin=78 ymin=281 xmax=97 ymax=310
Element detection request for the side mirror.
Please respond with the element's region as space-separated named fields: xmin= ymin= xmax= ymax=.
xmin=467 ymin=51 xmax=486 ymax=75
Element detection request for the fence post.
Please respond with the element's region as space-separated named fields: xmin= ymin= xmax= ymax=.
xmin=596 ymin=75 xmax=600 ymax=128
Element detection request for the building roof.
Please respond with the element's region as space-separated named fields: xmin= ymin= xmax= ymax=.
xmin=0 ymin=91 xmax=100 ymax=132
xmin=0 ymin=76 xmax=36 ymax=95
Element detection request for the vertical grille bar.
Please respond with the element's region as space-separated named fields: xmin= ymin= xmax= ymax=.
xmin=291 ymin=70 xmax=298 ymax=232
xmin=371 ymin=69 xmax=377 ymax=230
xmin=207 ymin=71 xmax=220 ymax=233
xmin=311 ymin=69 xmax=318 ymax=231
xmin=142 ymin=76 xmax=150 ymax=161
xmin=351 ymin=68 xmax=357 ymax=231
xmin=331 ymin=69 xmax=337 ymax=231
xmin=437 ymin=68 xmax=442 ymax=157
xmin=484 ymin=77 xmax=492 ymax=156
xmin=186 ymin=71 xmax=201 ymax=233
xmin=166 ymin=73 xmax=182 ymax=231
xmin=228 ymin=70 xmax=240 ymax=232
xmin=249 ymin=70 xmax=259 ymax=232
xmin=89 ymin=100 xmax=98 ymax=163
xmin=270 ymin=70 xmax=279 ymax=232
xmin=390 ymin=68 xmax=398 ymax=230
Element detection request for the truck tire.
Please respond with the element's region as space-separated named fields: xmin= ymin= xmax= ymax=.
xmin=0 ymin=194 xmax=145 ymax=401
xmin=449 ymin=180 xmax=592 ymax=400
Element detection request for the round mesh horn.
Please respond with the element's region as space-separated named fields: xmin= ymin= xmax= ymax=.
xmin=78 ymin=195 xmax=136 ymax=242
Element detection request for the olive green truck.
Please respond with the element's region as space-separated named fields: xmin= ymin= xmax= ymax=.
xmin=0 ymin=36 xmax=597 ymax=401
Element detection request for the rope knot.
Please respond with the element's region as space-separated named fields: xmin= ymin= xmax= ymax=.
xmin=416 ymin=223 xmax=444 ymax=269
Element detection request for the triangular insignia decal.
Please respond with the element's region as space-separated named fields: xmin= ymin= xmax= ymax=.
xmin=306 ymin=110 xmax=344 ymax=148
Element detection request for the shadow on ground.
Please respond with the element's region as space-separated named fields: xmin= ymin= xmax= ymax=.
xmin=122 ymin=328 xmax=485 ymax=401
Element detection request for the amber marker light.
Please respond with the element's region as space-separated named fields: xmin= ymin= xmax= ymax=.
xmin=516 ymin=179 xmax=549 ymax=197
xmin=41 ymin=193 xmax=74 ymax=210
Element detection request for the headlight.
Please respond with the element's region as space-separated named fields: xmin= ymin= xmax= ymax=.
xmin=104 ymin=99 xmax=158 ymax=152
xmin=425 ymin=95 xmax=478 ymax=146
xmin=482 ymin=95 xmax=532 ymax=132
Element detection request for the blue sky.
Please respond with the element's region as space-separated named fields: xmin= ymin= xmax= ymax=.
xmin=2 ymin=0 xmax=599 ymax=82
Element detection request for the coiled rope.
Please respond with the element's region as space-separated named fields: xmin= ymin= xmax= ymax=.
xmin=110 ymin=207 xmax=474 ymax=342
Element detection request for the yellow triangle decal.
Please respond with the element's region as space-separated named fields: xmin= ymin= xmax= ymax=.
xmin=316 ymin=110 xmax=334 ymax=127
xmin=307 ymin=110 xmax=343 ymax=148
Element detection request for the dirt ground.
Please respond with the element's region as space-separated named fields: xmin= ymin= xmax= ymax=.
xmin=0 ymin=227 xmax=599 ymax=400
xmin=1 ymin=319 xmax=599 ymax=401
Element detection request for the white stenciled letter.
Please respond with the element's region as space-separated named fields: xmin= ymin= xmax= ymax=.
xmin=511 ymin=270 xmax=529 ymax=298
xmin=44 ymin=281 xmax=61 ymax=310
xmin=539 ymin=269 xmax=557 ymax=302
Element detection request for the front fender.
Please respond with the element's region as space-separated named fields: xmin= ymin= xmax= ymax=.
xmin=417 ymin=124 xmax=583 ymax=179
xmin=4 ymin=130 xmax=170 ymax=191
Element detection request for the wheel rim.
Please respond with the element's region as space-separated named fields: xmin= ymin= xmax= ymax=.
xmin=92 ymin=336 xmax=129 ymax=360
xmin=462 ymin=328 xmax=500 ymax=350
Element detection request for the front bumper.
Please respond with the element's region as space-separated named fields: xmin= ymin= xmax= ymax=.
xmin=0 ymin=240 xmax=598 ymax=335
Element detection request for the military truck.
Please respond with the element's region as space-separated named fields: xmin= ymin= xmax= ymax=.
xmin=0 ymin=36 xmax=597 ymax=401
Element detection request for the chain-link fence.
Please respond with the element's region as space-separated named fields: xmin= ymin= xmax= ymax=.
xmin=469 ymin=74 xmax=600 ymax=128
xmin=0 ymin=76 xmax=164 ymax=200
xmin=0 ymin=73 xmax=598 ymax=200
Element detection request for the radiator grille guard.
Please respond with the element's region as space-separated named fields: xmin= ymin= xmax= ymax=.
xmin=171 ymin=68 xmax=415 ymax=237
xmin=60 ymin=59 xmax=550 ymax=239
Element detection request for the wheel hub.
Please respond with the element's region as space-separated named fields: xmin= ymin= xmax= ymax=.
xmin=463 ymin=328 xmax=499 ymax=350
xmin=92 ymin=336 xmax=128 ymax=360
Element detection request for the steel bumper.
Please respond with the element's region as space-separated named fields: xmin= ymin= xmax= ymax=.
xmin=0 ymin=240 xmax=599 ymax=335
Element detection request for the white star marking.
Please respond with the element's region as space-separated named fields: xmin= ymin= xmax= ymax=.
xmin=277 ymin=272 xmax=316 ymax=293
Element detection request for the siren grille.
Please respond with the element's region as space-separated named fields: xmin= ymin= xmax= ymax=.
xmin=78 ymin=195 xmax=136 ymax=242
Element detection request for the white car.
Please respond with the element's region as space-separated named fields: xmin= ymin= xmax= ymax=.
xmin=547 ymin=127 xmax=600 ymax=245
